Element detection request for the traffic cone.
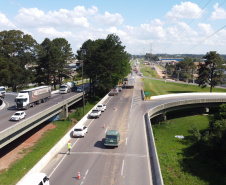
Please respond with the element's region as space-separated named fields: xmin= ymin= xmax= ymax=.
xmin=78 ymin=171 xmax=80 ymax=180
xmin=104 ymin=124 xmax=105 ymax=128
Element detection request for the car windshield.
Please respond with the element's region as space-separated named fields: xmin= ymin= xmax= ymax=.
xmin=60 ymin=85 xmax=66 ymax=88
xmin=106 ymin=135 xmax=117 ymax=139
xmin=92 ymin=110 xmax=98 ymax=113
xmin=14 ymin=113 xmax=21 ymax=116
xmin=97 ymin=105 xmax=102 ymax=107
xmin=74 ymin=129 xmax=82 ymax=131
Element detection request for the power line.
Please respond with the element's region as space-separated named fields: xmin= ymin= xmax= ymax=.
xmin=162 ymin=0 xmax=213 ymax=54
xmin=182 ymin=24 xmax=226 ymax=54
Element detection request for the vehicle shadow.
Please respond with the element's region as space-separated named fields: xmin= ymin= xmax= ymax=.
xmin=94 ymin=139 xmax=106 ymax=149
xmin=94 ymin=139 xmax=116 ymax=149
xmin=7 ymin=105 xmax=17 ymax=111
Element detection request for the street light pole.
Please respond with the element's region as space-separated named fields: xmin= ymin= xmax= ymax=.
xmin=81 ymin=49 xmax=86 ymax=116
xmin=82 ymin=62 xmax=85 ymax=116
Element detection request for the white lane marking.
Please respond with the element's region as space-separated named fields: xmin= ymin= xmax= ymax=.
xmin=69 ymin=152 xmax=146 ymax=158
xmin=105 ymin=125 xmax=109 ymax=133
xmin=49 ymin=139 xmax=80 ymax=178
xmin=80 ymin=170 xmax=89 ymax=185
xmin=130 ymin=87 xmax=135 ymax=112
xmin=48 ymin=114 xmax=100 ymax=178
xmin=121 ymin=160 xmax=125 ymax=176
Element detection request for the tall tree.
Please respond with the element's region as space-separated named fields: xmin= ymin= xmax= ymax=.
xmin=36 ymin=38 xmax=73 ymax=89
xmin=198 ymin=51 xmax=225 ymax=92
xmin=0 ymin=30 xmax=38 ymax=91
xmin=175 ymin=57 xmax=196 ymax=81
xmin=77 ymin=34 xmax=130 ymax=96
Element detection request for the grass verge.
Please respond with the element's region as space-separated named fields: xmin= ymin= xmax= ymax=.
xmin=144 ymin=78 xmax=226 ymax=96
xmin=153 ymin=115 xmax=206 ymax=185
xmin=140 ymin=65 xmax=160 ymax=78
xmin=0 ymin=96 xmax=101 ymax=185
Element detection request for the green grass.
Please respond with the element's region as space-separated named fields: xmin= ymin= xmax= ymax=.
xmin=144 ymin=78 xmax=226 ymax=96
xmin=140 ymin=65 xmax=160 ymax=78
xmin=153 ymin=115 xmax=226 ymax=185
xmin=0 ymin=96 xmax=101 ymax=185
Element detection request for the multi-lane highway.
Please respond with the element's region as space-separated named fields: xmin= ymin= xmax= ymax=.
xmin=0 ymin=91 xmax=82 ymax=132
xmin=41 ymin=76 xmax=153 ymax=185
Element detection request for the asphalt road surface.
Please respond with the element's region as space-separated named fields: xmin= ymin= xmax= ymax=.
xmin=0 ymin=91 xmax=82 ymax=132
xmin=42 ymin=76 xmax=153 ymax=185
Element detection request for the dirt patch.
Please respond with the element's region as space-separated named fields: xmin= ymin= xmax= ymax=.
xmin=0 ymin=123 xmax=56 ymax=172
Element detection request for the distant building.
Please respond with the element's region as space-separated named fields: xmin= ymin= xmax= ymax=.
xmin=158 ymin=57 xmax=184 ymax=64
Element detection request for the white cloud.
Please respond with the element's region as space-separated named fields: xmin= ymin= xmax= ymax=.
xmin=94 ymin=11 xmax=123 ymax=26
xmin=0 ymin=12 xmax=16 ymax=29
xmin=36 ymin=27 xmax=72 ymax=39
xmin=198 ymin=23 xmax=213 ymax=35
xmin=210 ymin=3 xmax=226 ymax=20
xmin=165 ymin=1 xmax=202 ymax=21
xmin=14 ymin=6 xmax=96 ymax=28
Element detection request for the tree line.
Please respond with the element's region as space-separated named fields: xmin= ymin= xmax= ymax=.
xmin=164 ymin=52 xmax=225 ymax=92
xmin=0 ymin=30 xmax=131 ymax=96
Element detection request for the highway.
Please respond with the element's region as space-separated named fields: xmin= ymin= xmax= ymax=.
xmin=41 ymin=76 xmax=153 ymax=185
xmin=0 ymin=91 xmax=82 ymax=132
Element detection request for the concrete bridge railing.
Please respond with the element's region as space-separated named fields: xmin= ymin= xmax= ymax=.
xmin=145 ymin=93 xmax=226 ymax=185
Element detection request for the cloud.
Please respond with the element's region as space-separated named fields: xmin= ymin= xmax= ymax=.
xmin=14 ymin=6 xmax=98 ymax=28
xmin=198 ymin=23 xmax=213 ymax=35
xmin=94 ymin=11 xmax=124 ymax=26
xmin=165 ymin=1 xmax=202 ymax=21
xmin=210 ymin=3 xmax=226 ymax=20
xmin=0 ymin=12 xmax=16 ymax=29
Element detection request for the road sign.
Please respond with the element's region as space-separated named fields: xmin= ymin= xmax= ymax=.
xmin=144 ymin=92 xmax=150 ymax=95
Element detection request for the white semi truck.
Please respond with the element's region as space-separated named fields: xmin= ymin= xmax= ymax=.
xmin=59 ymin=82 xmax=76 ymax=94
xmin=123 ymin=77 xmax=135 ymax=88
xmin=15 ymin=86 xmax=51 ymax=110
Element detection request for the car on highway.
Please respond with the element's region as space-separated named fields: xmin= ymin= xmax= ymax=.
xmin=10 ymin=111 xmax=26 ymax=121
xmin=73 ymin=126 xmax=88 ymax=137
xmin=96 ymin=104 xmax=106 ymax=112
xmin=104 ymin=130 xmax=120 ymax=147
xmin=89 ymin=109 xmax=101 ymax=118
xmin=76 ymin=86 xmax=83 ymax=92
xmin=17 ymin=172 xmax=50 ymax=185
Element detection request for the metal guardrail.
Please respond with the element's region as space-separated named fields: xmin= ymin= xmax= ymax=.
xmin=0 ymin=91 xmax=87 ymax=149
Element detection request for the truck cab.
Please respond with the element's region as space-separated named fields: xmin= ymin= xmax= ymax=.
xmin=15 ymin=92 xmax=30 ymax=109
xmin=0 ymin=86 xmax=6 ymax=98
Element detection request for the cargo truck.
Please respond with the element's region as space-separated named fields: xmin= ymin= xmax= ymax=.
xmin=15 ymin=86 xmax=51 ymax=110
xmin=123 ymin=77 xmax=135 ymax=88
xmin=59 ymin=81 xmax=75 ymax=94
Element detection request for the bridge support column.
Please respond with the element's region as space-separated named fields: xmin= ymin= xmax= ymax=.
xmin=163 ymin=112 xmax=167 ymax=121
xmin=200 ymin=107 xmax=209 ymax=114
xmin=59 ymin=104 xmax=68 ymax=119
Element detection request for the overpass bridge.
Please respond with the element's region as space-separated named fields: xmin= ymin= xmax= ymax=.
xmin=0 ymin=90 xmax=88 ymax=149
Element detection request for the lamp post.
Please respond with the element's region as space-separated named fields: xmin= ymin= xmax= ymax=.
xmin=81 ymin=49 xmax=86 ymax=116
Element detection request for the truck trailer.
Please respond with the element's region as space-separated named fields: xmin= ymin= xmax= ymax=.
xmin=123 ymin=77 xmax=135 ymax=88
xmin=59 ymin=81 xmax=75 ymax=94
xmin=15 ymin=86 xmax=51 ymax=110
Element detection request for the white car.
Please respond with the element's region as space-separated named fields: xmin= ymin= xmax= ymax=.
xmin=89 ymin=109 xmax=101 ymax=118
xmin=73 ymin=126 xmax=88 ymax=137
xmin=96 ymin=104 xmax=106 ymax=112
xmin=10 ymin=111 xmax=26 ymax=121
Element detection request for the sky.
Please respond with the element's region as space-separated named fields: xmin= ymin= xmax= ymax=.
xmin=0 ymin=0 xmax=226 ymax=55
